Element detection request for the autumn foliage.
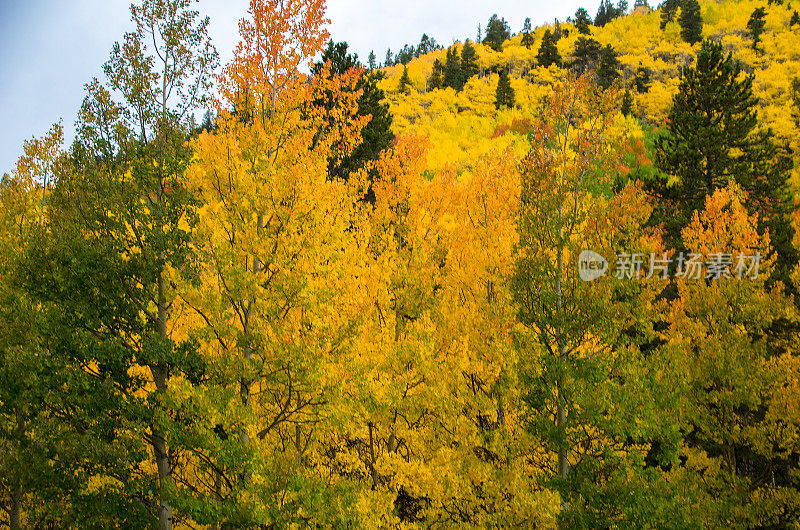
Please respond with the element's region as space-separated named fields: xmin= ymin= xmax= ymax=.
xmin=3 ymin=0 xmax=800 ymax=528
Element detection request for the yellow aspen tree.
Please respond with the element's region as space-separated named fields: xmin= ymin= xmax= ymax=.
xmin=169 ymin=0 xmax=370 ymax=525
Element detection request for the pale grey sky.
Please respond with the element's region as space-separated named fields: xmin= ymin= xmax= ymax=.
xmin=0 ymin=0 xmax=590 ymax=174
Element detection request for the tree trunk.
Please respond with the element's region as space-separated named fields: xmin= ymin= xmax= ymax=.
xmin=10 ymin=411 xmax=24 ymax=530
xmin=295 ymin=423 xmax=304 ymax=468
xmin=496 ymin=386 xmax=506 ymax=429
xmin=211 ymin=470 xmax=223 ymax=530
xmin=9 ymin=482 xmax=22 ymax=530
xmin=39 ymin=174 xmax=47 ymax=227
xmin=240 ymin=212 xmax=264 ymax=444
xmin=152 ymin=273 xmax=173 ymax=530
xmin=706 ymin=154 xmax=714 ymax=196
xmin=557 ymin=388 xmax=567 ymax=480
xmin=152 ymin=425 xmax=173 ymax=530
xmin=556 ymin=200 xmax=568 ymax=482
xmin=368 ymin=422 xmax=379 ymax=489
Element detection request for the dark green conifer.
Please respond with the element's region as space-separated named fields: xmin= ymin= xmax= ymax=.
xmin=747 ymin=7 xmax=767 ymax=49
xmin=621 ymin=88 xmax=634 ymax=116
xmin=428 ymin=58 xmax=444 ymax=90
xmin=537 ymin=29 xmax=561 ymax=67
xmin=596 ymin=44 xmax=620 ymax=88
xmin=521 ymin=17 xmax=535 ymax=47
xmin=399 ymin=64 xmax=412 ymax=94
xmin=634 ymin=65 xmax=651 ymax=92
xmin=595 ymin=0 xmax=621 ymax=26
xmin=313 ymin=41 xmax=394 ymax=180
xmin=679 ymin=0 xmax=703 ymax=44
xmin=570 ymin=36 xmax=602 ymax=73
xmin=651 ymin=39 xmax=795 ymax=285
xmin=483 ymin=14 xmax=511 ymax=51
xmin=495 ymin=69 xmax=515 ymax=109
xmin=574 ymin=7 xmax=593 ymax=34
xmin=443 ymin=45 xmax=464 ymax=90
xmin=460 ymin=40 xmax=479 ymax=81
xmin=659 ymin=0 xmax=680 ymax=29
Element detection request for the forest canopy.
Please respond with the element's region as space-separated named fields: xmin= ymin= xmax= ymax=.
xmin=2 ymin=0 xmax=800 ymax=528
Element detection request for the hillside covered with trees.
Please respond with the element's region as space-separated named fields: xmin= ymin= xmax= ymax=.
xmin=3 ymin=0 xmax=800 ymax=528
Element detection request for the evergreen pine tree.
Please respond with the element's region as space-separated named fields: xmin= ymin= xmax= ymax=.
xmin=651 ymin=38 xmax=795 ymax=280
xmin=595 ymin=0 xmax=609 ymax=25
xmin=596 ymin=44 xmax=620 ymax=88
xmin=385 ymin=48 xmax=394 ymax=66
xmin=554 ymin=19 xmax=563 ymax=39
xmin=428 ymin=58 xmax=444 ymax=90
xmin=570 ymin=36 xmax=602 ymax=73
xmin=350 ymin=70 xmax=394 ymax=180
xmin=200 ymin=110 xmax=215 ymax=133
xmin=574 ymin=7 xmax=593 ymax=34
xmin=417 ymin=34 xmax=436 ymax=55
xmin=313 ymin=41 xmax=394 ymax=179
xmin=747 ymin=7 xmax=767 ymax=50
xmin=679 ymin=0 xmax=703 ymax=44
xmin=399 ymin=64 xmax=412 ymax=94
xmin=314 ymin=40 xmax=359 ymax=76
xmin=595 ymin=0 xmax=620 ymax=26
xmin=396 ymin=44 xmax=415 ymax=65
xmin=495 ymin=69 xmax=515 ymax=109
xmin=443 ymin=45 xmax=464 ymax=90
xmin=634 ymin=0 xmax=650 ymax=8
xmin=521 ymin=17 xmax=535 ymax=47
xmin=460 ymin=40 xmax=479 ymax=82
xmin=659 ymin=0 xmax=680 ymax=29
xmin=537 ymin=29 xmax=562 ymax=67
xmin=621 ymin=88 xmax=634 ymax=116
xmin=483 ymin=14 xmax=511 ymax=51
xmin=793 ymin=77 xmax=800 ymax=114
xmin=368 ymin=50 xmax=376 ymax=70
xmin=634 ymin=65 xmax=651 ymax=92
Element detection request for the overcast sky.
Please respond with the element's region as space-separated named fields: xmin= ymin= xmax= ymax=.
xmin=0 ymin=0 xmax=590 ymax=174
